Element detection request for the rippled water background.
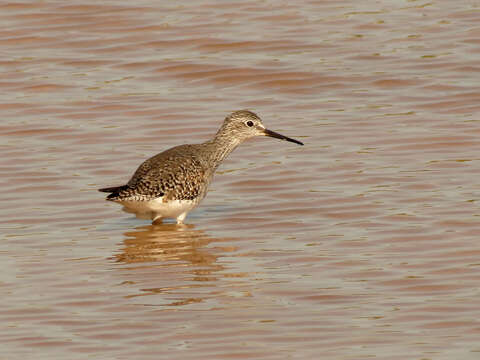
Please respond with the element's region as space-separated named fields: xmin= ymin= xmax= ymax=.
xmin=2 ymin=1 xmax=480 ymax=359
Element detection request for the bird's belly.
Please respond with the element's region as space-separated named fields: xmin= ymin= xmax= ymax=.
xmin=118 ymin=198 xmax=197 ymax=220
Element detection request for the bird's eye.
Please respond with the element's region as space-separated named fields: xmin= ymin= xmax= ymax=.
xmin=246 ymin=121 xmax=254 ymax=127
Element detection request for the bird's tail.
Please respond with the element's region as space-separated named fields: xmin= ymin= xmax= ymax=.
xmin=98 ymin=185 xmax=128 ymax=200
xmin=98 ymin=185 xmax=125 ymax=193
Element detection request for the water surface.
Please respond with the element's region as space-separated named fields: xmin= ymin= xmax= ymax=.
xmin=1 ymin=1 xmax=480 ymax=359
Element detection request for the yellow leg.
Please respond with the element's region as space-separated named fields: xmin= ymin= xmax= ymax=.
xmin=176 ymin=212 xmax=187 ymax=224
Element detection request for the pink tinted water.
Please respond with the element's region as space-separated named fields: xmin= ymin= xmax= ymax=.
xmin=1 ymin=1 xmax=480 ymax=359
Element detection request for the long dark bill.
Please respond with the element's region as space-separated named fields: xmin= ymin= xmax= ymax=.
xmin=263 ymin=128 xmax=304 ymax=146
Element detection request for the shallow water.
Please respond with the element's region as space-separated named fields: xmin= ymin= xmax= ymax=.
xmin=1 ymin=1 xmax=480 ymax=359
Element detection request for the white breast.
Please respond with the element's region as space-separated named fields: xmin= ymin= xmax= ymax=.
xmin=118 ymin=197 xmax=198 ymax=221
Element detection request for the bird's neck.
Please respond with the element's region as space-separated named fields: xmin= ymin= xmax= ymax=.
xmin=203 ymin=132 xmax=242 ymax=170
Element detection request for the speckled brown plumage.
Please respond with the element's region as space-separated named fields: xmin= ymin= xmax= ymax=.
xmin=99 ymin=110 xmax=303 ymax=224
xmin=105 ymin=144 xmax=210 ymax=202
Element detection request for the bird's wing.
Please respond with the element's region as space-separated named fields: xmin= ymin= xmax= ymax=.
xmin=110 ymin=145 xmax=209 ymax=202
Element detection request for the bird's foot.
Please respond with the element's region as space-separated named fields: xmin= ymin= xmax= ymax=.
xmin=152 ymin=217 xmax=163 ymax=225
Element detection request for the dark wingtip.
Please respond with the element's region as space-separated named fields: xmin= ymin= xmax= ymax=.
xmin=98 ymin=185 xmax=124 ymax=193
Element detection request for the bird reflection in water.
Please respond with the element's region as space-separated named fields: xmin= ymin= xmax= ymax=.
xmin=115 ymin=223 xmax=221 ymax=267
xmin=113 ymin=224 xmax=240 ymax=306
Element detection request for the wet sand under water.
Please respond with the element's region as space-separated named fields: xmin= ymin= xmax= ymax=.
xmin=1 ymin=1 xmax=480 ymax=359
